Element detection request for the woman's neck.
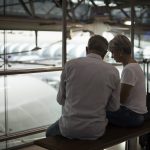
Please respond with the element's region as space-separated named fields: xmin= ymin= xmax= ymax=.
xmin=122 ymin=56 xmax=137 ymax=66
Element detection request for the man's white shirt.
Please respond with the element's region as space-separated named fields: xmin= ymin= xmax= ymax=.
xmin=57 ymin=53 xmax=120 ymax=140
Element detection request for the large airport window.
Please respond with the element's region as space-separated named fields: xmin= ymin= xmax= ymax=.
xmin=0 ymin=30 xmax=63 ymax=70
xmin=0 ymin=30 xmax=63 ymax=149
xmin=0 ymin=0 xmax=150 ymax=149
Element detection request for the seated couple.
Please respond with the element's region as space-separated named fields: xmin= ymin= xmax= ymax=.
xmin=46 ymin=34 xmax=147 ymax=140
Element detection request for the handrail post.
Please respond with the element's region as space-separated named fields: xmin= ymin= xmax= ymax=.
xmin=62 ymin=0 xmax=67 ymax=67
xmin=130 ymin=0 xmax=135 ymax=59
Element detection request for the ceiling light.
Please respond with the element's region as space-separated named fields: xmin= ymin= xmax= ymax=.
xmin=124 ymin=21 xmax=131 ymax=25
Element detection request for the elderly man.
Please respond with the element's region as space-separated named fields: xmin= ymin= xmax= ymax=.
xmin=46 ymin=35 xmax=120 ymax=140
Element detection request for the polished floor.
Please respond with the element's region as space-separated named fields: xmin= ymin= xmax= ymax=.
xmin=19 ymin=141 xmax=143 ymax=150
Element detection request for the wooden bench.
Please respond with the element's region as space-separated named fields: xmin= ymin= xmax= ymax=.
xmin=34 ymin=120 xmax=150 ymax=150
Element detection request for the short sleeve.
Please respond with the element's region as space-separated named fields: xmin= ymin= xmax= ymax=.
xmin=121 ymin=67 xmax=136 ymax=86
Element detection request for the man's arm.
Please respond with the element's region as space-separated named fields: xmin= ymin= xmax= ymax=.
xmin=106 ymin=83 xmax=120 ymax=111
xmin=106 ymin=69 xmax=121 ymax=111
xmin=57 ymin=68 xmax=66 ymax=106
xmin=120 ymin=83 xmax=133 ymax=104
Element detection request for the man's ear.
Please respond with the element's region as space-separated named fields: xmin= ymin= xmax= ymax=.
xmin=86 ymin=47 xmax=89 ymax=54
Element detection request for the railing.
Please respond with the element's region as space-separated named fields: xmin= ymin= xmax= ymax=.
xmin=0 ymin=59 xmax=149 ymax=149
xmin=0 ymin=67 xmax=63 ymax=75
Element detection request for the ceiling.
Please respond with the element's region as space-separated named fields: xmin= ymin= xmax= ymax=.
xmin=0 ymin=0 xmax=150 ymax=33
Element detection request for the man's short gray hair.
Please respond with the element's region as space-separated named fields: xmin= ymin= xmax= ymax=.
xmin=88 ymin=35 xmax=108 ymax=54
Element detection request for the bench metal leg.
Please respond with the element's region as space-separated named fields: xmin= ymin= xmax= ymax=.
xmin=125 ymin=138 xmax=137 ymax=150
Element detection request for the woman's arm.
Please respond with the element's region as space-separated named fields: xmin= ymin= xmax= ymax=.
xmin=120 ymin=83 xmax=133 ymax=104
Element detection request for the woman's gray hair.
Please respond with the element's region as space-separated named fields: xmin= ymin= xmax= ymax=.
xmin=109 ymin=34 xmax=132 ymax=54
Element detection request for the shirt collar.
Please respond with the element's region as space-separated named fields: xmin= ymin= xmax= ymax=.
xmin=87 ymin=53 xmax=102 ymax=60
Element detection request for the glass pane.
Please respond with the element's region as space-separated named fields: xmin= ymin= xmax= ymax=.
xmin=0 ymin=31 xmax=5 ymax=70
xmin=5 ymin=0 xmax=28 ymax=16
xmin=0 ymin=141 xmax=6 ymax=150
xmin=0 ymin=76 xmax=5 ymax=136
xmin=0 ymin=0 xmax=63 ymax=20
xmin=66 ymin=31 xmax=90 ymax=61
xmin=38 ymin=31 xmax=62 ymax=67
xmin=7 ymin=72 xmax=61 ymax=133
xmin=137 ymin=31 xmax=150 ymax=60
xmin=134 ymin=5 xmax=149 ymax=92
xmin=2 ymin=30 xmax=62 ymax=69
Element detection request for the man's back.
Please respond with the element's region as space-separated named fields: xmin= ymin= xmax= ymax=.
xmin=58 ymin=53 xmax=120 ymax=139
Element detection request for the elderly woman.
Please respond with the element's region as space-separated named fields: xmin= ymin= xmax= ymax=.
xmin=107 ymin=34 xmax=147 ymax=127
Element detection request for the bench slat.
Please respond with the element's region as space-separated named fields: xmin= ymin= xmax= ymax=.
xmin=34 ymin=120 xmax=150 ymax=150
